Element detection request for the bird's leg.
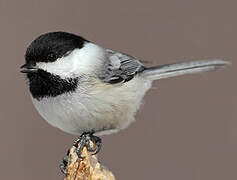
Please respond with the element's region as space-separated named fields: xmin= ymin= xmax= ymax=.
xmin=74 ymin=131 xmax=102 ymax=159
xmin=59 ymin=131 xmax=102 ymax=174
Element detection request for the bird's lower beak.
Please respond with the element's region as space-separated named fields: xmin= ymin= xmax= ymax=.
xmin=20 ymin=64 xmax=38 ymax=73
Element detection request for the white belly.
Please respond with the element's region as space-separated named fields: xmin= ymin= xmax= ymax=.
xmin=32 ymin=77 xmax=152 ymax=135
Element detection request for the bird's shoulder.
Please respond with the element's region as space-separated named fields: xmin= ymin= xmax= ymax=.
xmin=98 ymin=49 xmax=145 ymax=84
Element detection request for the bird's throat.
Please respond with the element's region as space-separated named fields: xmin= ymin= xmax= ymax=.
xmin=27 ymin=70 xmax=79 ymax=100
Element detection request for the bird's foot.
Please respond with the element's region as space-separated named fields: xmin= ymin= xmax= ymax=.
xmin=59 ymin=131 xmax=102 ymax=175
xmin=73 ymin=131 xmax=102 ymax=159
xmin=59 ymin=150 xmax=70 ymax=175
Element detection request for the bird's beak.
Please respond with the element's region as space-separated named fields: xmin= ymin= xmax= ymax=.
xmin=20 ymin=64 xmax=39 ymax=73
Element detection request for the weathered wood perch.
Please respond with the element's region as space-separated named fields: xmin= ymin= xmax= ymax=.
xmin=65 ymin=142 xmax=116 ymax=180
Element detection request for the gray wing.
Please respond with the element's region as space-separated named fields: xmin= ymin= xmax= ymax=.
xmin=98 ymin=49 xmax=145 ymax=84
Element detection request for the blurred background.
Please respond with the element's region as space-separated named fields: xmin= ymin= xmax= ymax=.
xmin=0 ymin=0 xmax=236 ymax=179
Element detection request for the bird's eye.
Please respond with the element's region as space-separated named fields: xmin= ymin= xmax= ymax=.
xmin=32 ymin=62 xmax=36 ymax=66
xmin=47 ymin=53 xmax=56 ymax=61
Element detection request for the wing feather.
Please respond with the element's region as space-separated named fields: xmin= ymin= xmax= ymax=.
xmin=98 ymin=49 xmax=145 ymax=84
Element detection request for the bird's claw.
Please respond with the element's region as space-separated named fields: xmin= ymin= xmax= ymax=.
xmin=59 ymin=155 xmax=69 ymax=175
xmin=73 ymin=131 xmax=102 ymax=159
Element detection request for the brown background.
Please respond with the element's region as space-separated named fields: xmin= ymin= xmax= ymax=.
xmin=0 ymin=0 xmax=236 ymax=179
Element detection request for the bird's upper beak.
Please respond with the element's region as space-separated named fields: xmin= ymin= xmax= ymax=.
xmin=20 ymin=64 xmax=39 ymax=73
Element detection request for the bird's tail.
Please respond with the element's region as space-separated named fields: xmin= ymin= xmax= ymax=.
xmin=141 ymin=59 xmax=230 ymax=81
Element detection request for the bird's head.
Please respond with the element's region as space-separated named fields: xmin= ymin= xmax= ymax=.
xmin=21 ymin=31 xmax=103 ymax=99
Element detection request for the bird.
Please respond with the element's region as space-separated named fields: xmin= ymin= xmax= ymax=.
xmin=21 ymin=31 xmax=229 ymax=173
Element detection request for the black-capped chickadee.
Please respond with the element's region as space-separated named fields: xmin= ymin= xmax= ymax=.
xmin=21 ymin=31 xmax=229 ymax=173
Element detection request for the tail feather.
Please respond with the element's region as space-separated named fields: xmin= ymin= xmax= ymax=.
xmin=141 ymin=59 xmax=230 ymax=80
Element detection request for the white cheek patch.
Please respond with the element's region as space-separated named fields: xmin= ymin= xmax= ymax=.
xmin=37 ymin=57 xmax=75 ymax=78
xmin=37 ymin=43 xmax=105 ymax=78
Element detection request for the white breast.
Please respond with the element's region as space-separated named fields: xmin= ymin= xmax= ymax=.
xmin=31 ymin=77 xmax=152 ymax=136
